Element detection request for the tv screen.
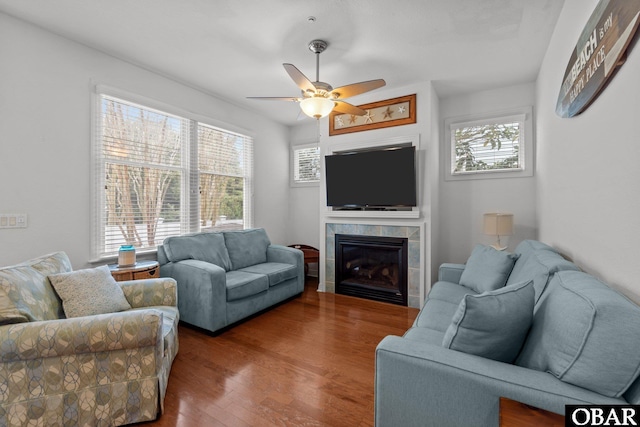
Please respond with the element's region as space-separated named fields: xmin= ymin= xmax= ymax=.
xmin=325 ymin=145 xmax=417 ymax=208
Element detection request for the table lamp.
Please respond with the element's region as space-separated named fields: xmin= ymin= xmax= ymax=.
xmin=483 ymin=213 xmax=514 ymax=251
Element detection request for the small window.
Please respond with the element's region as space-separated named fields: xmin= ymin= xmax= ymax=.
xmin=291 ymin=143 xmax=320 ymax=186
xmin=444 ymin=106 xmax=533 ymax=181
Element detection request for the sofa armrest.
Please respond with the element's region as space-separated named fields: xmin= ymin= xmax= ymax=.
xmin=375 ymin=336 xmax=624 ymax=427
xmin=160 ymin=259 xmax=227 ymax=332
xmin=120 ymin=277 xmax=178 ymax=308
xmin=438 ymin=263 xmax=466 ymax=284
xmin=267 ymin=245 xmax=304 ymax=291
xmin=0 ymin=310 xmax=163 ymax=363
xmin=267 ymin=244 xmax=303 ymax=267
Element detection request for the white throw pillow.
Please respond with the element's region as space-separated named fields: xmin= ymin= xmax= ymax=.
xmin=49 ymin=265 xmax=131 ymax=318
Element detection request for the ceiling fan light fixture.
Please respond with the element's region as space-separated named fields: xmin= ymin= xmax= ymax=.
xmin=300 ymin=96 xmax=334 ymax=119
xmin=248 ymin=38 xmax=385 ymax=121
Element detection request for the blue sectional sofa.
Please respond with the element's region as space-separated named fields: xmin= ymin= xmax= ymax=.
xmin=158 ymin=228 xmax=304 ymax=334
xmin=375 ymin=240 xmax=640 ymax=426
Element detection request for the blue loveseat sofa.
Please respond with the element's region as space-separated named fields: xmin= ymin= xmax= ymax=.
xmin=158 ymin=228 xmax=304 ymax=334
xmin=375 ymin=240 xmax=640 ymax=426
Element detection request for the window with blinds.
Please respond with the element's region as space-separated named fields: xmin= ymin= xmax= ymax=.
xmin=198 ymin=123 xmax=252 ymax=232
xmin=444 ymin=107 xmax=534 ymax=181
xmin=291 ymin=144 xmax=320 ymax=186
xmin=94 ymin=92 xmax=253 ymax=259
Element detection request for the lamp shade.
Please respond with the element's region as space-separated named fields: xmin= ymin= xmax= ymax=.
xmin=300 ymin=97 xmax=335 ymax=119
xmin=483 ymin=213 xmax=514 ymax=236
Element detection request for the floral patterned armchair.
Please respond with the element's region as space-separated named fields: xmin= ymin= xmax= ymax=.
xmin=0 ymin=252 xmax=179 ymax=426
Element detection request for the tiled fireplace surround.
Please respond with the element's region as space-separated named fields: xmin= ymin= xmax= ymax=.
xmin=325 ymin=222 xmax=423 ymax=308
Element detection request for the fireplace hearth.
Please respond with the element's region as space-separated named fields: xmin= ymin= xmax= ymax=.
xmin=335 ymin=234 xmax=408 ymax=306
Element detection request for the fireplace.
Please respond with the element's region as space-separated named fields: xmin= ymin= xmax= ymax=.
xmin=335 ymin=234 xmax=408 ymax=306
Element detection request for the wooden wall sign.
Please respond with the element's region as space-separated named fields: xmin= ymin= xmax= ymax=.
xmin=556 ymin=0 xmax=640 ymax=118
xmin=329 ymin=94 xmax=416 ymax=136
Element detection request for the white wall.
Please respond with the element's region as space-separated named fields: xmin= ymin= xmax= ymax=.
xmin=536 ymin=0 xmax=640 ymax=303
xmin=0 ymin=13 xmax=290 ymax=269
xmin=288 ymin=123 xmax=321 ymax=250
xmin=437 ymin=83 xmax=538 ymax=266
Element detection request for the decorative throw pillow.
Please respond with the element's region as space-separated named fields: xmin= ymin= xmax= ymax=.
xmin=442 ymin=280 xmax=534 ymax=363
xmin=49 ymin=265 xmax=131 ymax=318
xmin=0 ymin=287 xmax=29 ymax=325
xmin=459 ymin=244 xmax=519 ymax=293
xmin=0 ymin=265 xmax=59 ymax=321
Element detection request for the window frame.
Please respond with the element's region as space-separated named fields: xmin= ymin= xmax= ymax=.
xmin=443 ymin=106 xmax=534 ymax=181
xmin=91 ymin=85 xmax=253 ymax=261
xmin=290 ymin=141 xmax=320 ymax=187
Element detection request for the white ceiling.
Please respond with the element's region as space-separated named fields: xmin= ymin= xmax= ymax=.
xmin=0 ymin=0 xmax=565 ymax=126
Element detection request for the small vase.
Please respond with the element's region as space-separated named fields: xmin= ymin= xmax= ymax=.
xmin=118 ymin=245 xmax=136 ymax=267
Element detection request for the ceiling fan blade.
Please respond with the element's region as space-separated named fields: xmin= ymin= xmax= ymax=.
xmin=333 ymin=101 xmax=366 ymax=116
xmin=330 ymin=79 xmax=386 ymax=99
xmin=283 ymin=63 xmax=316 ymax=94
xmin=246 ymin=96 xmax=301 ymax=102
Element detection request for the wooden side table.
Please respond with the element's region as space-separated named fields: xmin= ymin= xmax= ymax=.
xmin=289 ymin=244 xmax=319 ymax=277
xmin=499 ymin=397 xmax=564 ymax=427
xmin=108 ymin=260 xmax=160 ymax=282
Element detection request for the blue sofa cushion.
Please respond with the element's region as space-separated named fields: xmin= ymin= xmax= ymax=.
xmin=507 ymin=240 xmax=555 ymax=288
xmin=413 ymin=282 xmax=475 ymax=332
xmin=163 ymin=232 xmax=232 ymax=271
xmin=224 ymin=228 xmax=271 ymax=270
xmin=459 ymin=245 xmax=519 ymax=293
xmin=414 ymin=298 xmax=461 ymax=333
xmin=442 ymin=280 xmax=534 ymax=363
xmin=403 ymin=326 xmax=446 ymax=346
xmin=240 ymin=262 xmax=298 ymax=287
xmin=225 ymin=271 xmax=269 ymax=302
xmin=506 ymin=248 xmax=580 ymax=304
xmin=516 ymin=271 xmax=640 ymax=397
xmin=426 ymin=281 xmax=475 ymax=305
xmin=512 ymin=239 xmax=557 ymax=259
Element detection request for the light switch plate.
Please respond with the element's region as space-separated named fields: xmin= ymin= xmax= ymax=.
xmin=0 ymin=214 xmax=27 ymax=229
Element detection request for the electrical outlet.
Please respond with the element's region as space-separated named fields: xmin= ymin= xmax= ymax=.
xmin=0 ymin=214 xmax=27 ymax=229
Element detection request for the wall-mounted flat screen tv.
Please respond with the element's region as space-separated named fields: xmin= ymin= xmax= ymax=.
xmin=325 ymin=145 xmax=417 ymax=208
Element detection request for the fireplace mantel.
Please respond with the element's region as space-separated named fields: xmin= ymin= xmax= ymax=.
xmin=325 ymin=209 xmax=420 ymax=219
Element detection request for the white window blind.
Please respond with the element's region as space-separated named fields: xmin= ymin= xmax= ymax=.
xmin=198 ymin=123 xmax=253 ymax=232
xmin=444 ymin=106 xmax=534 ymax=181
xmin=94 ymin=91 xmax=253 ymax=259
xmin=450 ymin=114 xmax=524 ymax=175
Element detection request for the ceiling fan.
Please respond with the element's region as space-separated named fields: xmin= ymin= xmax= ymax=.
xmin=248 ymin=39 xmax=386 ymax=119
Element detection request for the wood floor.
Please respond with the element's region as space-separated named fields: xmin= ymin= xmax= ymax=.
xmin=147 ymin=278 xmax=419 ymax=427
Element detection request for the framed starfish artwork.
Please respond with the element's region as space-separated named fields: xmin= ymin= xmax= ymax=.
xmin=329 ymin=94 xmax=416 ymax=136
